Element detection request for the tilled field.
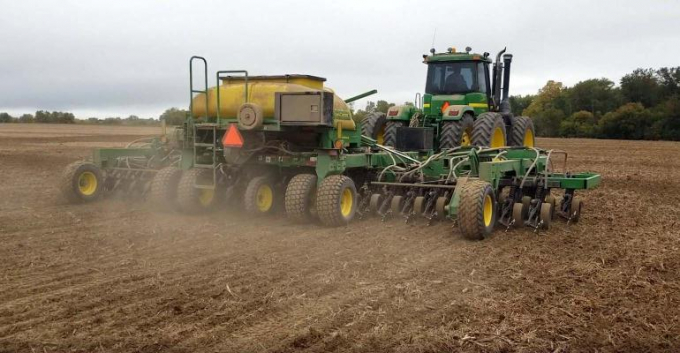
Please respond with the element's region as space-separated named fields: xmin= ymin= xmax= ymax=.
xmin=1 ymin=124 xmax=679 ymax=353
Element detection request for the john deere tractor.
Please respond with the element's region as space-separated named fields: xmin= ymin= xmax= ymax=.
xmin=362 ymin=47 xmax=535 ymax=150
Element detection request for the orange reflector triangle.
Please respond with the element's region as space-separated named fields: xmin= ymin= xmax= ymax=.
xmin=222 ymin=124 xmax=244 ymax=148
xmin=441 ymin=101 xmax=450 ymax=113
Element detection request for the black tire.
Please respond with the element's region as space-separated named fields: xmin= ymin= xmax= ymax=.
xmin=472 ymin=112 xmax=507 ymax=148
xmin=361 ymin=112 xmax=387 ymax=144
xmin=285 ymin=174 xmax=317 ymax=223
xmin=316 ymin=175 xmax=357 ymax=226
xmin=148 ymin=167 xmax=182 ymax=209
xmin=458 ymin=180 xmax=496 ymax=240
xmin=383 ymin=121 xmax=404 ymax=147
xmin=439 ymin=114 xmax=474 ymax=149
xmin=244 ymin=176 xmax=277 ymax=215
xmin=176 ymin=169 xmax=216 ymax=213
xmin=60 ymin=161 xmax=103 ymax=203
xmin=510 ymin=116 xmax=536 ymax=147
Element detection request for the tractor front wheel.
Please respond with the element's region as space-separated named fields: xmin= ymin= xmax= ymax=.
xmin=472 ymin=112 xmax=507 ymax=148
xmin=61 ymin=161 xmax=104 ymax=203
xmin=458 ymin=180 xmax=497 ymax=240
xmin=316 ymin=175 xmax=357 ymax=226
xmin=510 ymin=116 xmax=536 ymax=147
xmin=361 ymin=112 xmax=387 ymax=145
xmin=383 ymin=121 xmax=404 ymax=147
xmin=440 ymin=114 xmax=474 ymax=149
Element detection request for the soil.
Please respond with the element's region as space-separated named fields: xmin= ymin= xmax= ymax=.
xmin=1 ymin=124 xmax=679 ymax=353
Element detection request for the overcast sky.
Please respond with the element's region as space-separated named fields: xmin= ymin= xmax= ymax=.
xmin=1 ymin=0 xmax=679 ymax=119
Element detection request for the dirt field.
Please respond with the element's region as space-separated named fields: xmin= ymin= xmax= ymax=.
xmin=1 ymin=123 xmax=678 ymax=353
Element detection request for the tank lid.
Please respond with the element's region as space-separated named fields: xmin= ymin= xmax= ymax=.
xmin=220 ymin=74 xmax=326 ymax=82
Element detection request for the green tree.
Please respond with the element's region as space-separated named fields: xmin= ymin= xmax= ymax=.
xmin=559 ymin=111 xmax=598 ymax=137
xmin=375 ymin=100 xmax=395 ymax=114
xmin=620 ymin=68 xmax=660 ymax=107
xmin=598 ymin=103 xmax=654 ymax=140
xmin=657 ymin=67 xmax=680 ymax=99
xmin=509 ymin=95 xmax=534 ymax=117
xmin=160 ymin=108 xmax=188 ymax=125
xmin=0 ymin=112 xmax=14 ymax=123
xmin=565 ymin=78 xmax=621 ymax=115
xmin=523 ymin=81 xmax=567 ymax=137
xmin=19 ymin=114 xmax=34 ymax=123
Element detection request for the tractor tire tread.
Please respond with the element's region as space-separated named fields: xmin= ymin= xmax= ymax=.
xmin=472 ymin=112 xmax=506 ymax=147
xmin=440 ymin=114 xmax=474 ymax=149
xmin=317 ymin=175 xmax=355 ymax=227
xmin=285 ymin=174 xmax=317 ymax=223
xmin=383 ymin=121 xmax=403 ymax=147
xmin=149 ymin=167 xmax=182 ymax=209
xmin=458 ymin=179 xmax=494 ymax=240
xmin=510 ymin=116 xmax=535 ymax=147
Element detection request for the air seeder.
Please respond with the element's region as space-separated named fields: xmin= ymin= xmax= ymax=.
xmin=62 ymin=51 xmax=600 ymax=240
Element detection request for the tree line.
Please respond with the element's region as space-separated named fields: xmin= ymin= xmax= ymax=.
xmin=0 ymin=111 xmax=159 ymax=126
xmin=510 ymin=67 xmax=680 ymax=140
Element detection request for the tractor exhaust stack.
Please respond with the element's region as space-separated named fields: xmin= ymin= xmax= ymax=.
xmin=500 ymin=53 xmax=513 ymax=116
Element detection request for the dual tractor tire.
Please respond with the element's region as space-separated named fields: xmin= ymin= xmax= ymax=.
xmin=510 ymin=116 xmax=536 ymax=147
xmin=382 ymin=121 xmax=404 ymax=148
xmin=471 ymin=112 xmax=507 ymax=148
xmin=361 ymin=112 xmax=387 ymax=145
xmin=440 ymin=114 xmax=474 ymax=149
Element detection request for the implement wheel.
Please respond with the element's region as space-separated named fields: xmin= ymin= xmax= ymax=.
xmin=177 ymin=169 xmax=217 ymax=213
xmin=540 ymin=202 xmax=554 ymax=229
xmin=148 ymin=167 xmax=182 ymax=209
xmin=361 ymin=112 xmax=387 ymax=145
xmin=245 ymin=176 xmax=277 ymax=215
xmin=391 ymin=195 xmax=404 ymax=214
xmin=510 ymin=116 xmax=536 ymax=147
xmin=285 ymin=174 xmax=317 ymax=223
xmin=440 ymin=114 xmax=474 ymax=149
xmin=383 ymin=121 xmax=404 ymax=147
xmin=513 ymin=202 xmax=528 ymax=227
xmin=472 ymin=112 xmax=507 ymax=148
xmin=317 ymin=175 xmax=357 ymax=226
xmin=458 ymin=180 xmax=497 ymax=240
xmin=413 ymin=196 xmax=425 ymax=215
xmin=61 ymin=161 xmax=103 ymax=203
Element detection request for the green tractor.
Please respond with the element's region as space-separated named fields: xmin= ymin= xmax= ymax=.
xmin=362 ymin=46 xmax=535 ymax=150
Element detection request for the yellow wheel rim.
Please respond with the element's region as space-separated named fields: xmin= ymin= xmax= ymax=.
xmin=490 ymin=126 xmax=505 ymax=148
xmin=461 ymin=128 xmax=472 ymax=146
xmin=483 ymin=194 xmax=493 ymax=227
xmin=376 ymin=127 xmax=385 ymax=145
xmin=256 ymin=184 xmax=273 ymax=212
xmin=198 ymin=189 xmax=214 ymax=207
xmin=77 ymin=171 xmax=97 ymax=196
xmin=523 ymin=129 xmax=535 ymax=147
xmin=340 ymin=188 xmax=353 ymax=217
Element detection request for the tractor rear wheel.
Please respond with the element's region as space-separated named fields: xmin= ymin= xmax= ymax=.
xmin=176 ymin=169 xmax=217 ymax=213
xmin=458 ymin=180 xmax=497 ymax=240
xmin=439 ymin=114 xmax=474 ymax=149
xmin=245 ymin=176 xmax=277 ymax=216
xmin=148 ymin=167 xmax=182 ymax=209
xmin=317 ymin=175 xmax=357 ymax=226
xmin=510 ymin=116 xmax=536 ymax=147
xmin=383 ymin=121 xmax=404 ymax=147
xmin=361 ymin=112 xmax=387 ymax=145
xmin=472 ymin=112 xmax=507 ymax=148
xmin=61 ymin=161 xmax=104 ymax=203
xmin=285 ymin=174 xmax=317 ymax=223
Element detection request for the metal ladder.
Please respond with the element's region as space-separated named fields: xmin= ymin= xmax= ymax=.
xmin=189 ymin=56 xmax=217 ymax=190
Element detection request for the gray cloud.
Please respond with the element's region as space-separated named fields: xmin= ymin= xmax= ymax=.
xmin=1 ymin=0 xmax=679 ymax=118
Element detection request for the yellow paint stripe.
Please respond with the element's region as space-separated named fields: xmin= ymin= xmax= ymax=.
xmin=469 ymin=103 xmax=488 ymax=108
xmin=423 ymin=103 xmax=431 ymax=108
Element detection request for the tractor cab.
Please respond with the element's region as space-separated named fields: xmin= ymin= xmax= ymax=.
xmin=423 ymin=47 xmax=493 ymax=116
